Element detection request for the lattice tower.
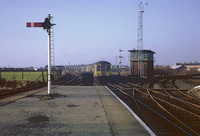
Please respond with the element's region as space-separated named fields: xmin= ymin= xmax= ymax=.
xmin=137 ymin=2 xmax=147 ymax=78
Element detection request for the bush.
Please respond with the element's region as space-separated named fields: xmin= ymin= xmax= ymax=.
xmin=0 ymin=78 xmax=6 ymax=88
xmin=4 ymin=80 xmax=17 ymax=90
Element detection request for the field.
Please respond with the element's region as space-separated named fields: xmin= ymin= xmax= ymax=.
xmin=0 ymin=71 xmax=48 ymax=82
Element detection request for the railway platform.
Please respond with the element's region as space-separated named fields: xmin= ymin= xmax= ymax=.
xmin=0 ymin=86 xmax=154 ymax=135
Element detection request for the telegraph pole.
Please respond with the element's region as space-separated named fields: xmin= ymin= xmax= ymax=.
xmin=27 ymin=14 xmax=56 ymax=95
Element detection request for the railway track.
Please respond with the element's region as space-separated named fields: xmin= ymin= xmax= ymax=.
xmin=0 ymin=74 xmax=82 ymax=100
xmin=55 ymin=74 xmax=82 ymax=86
xmin=1 ymin=72 xmax=199 ymax=135
xmin=146 ymin=78 xmax=200 ymax=135
xmin=0 ymin=83 xmax=46 ymax=99
xmin=96 ymin=75 xmax=200 ymax=135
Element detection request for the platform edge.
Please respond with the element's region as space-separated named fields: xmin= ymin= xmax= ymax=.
xmin=105 ymin=86 xmax=156 ymax=136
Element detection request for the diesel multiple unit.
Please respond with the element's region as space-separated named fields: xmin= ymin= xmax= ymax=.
xmin=81 ymin=61 xmax=111 ymax=77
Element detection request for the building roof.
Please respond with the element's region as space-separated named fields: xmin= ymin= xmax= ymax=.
xmin=171 ymin=65 xmax=184 ymax=70
xmin=128 ymin=49 xmax=155 ymax=54
xmin=176 ymin=63 xmax=200 ymax=66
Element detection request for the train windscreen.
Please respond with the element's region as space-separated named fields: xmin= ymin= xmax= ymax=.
xmin=107 ymin=65 xmax=110 ymax=71
xmin=101 ymin=64 xmax=105 ymax=71
xmin=97 ymin=65 xmax=100 ymax=71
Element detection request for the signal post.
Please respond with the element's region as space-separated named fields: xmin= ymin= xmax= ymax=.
xmin=27 ymin=14 xmax=56 ymax=95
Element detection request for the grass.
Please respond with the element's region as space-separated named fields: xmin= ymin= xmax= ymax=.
xmin=0 ymin=71 xmax=48 ymax=82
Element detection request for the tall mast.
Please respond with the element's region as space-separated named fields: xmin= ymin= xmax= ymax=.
xmin=137 ymin=2 xmax=147 ymax=78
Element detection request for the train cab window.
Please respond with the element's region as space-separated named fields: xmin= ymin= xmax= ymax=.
xmin=97 ymin=65 xmax=100 ymax=71
xmin=107 ymin=65 xmax=110 ymax=71
xmin=101 ymin=64 xmax=105 ymax=71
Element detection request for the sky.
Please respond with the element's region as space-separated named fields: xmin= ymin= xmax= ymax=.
xmin=0 ymin=0 xmax=200 ymax=68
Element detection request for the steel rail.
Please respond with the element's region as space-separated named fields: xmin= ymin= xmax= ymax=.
xmin=54 ymin=74 xmax=74 ymax=85
xmin=160 ymin=79 xmax=174 ymax=96
xmin=171 ymin=79 xmax=200 ymax=104
xmin=69 ymin=77 xmax=82 ymax=86
xmin=98 ymin=75 xmax=200 ymax=135
xmin=109 ymin=82 xmax=194 ymax=135
xmin=63 ymin=75 xmax=78 ymax=85
xmin=146 ymin=81 xmax=200 ymax=136
xmin=159 ymin=79 xmax=200 ymax=113
xmin=107 ymin=83 xmax=157 ymax=135
xmin=182 ymin=78 xmax=200 ymax=86
xmin=133 ymin=78 xmax=195 ymax=135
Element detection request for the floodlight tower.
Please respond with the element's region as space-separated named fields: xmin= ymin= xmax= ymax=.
xmin=137 ymin=2 xmax=147 ymax=78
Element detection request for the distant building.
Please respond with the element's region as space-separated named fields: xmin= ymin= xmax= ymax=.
xmin=171 ymin=62 xmax=200 ymax=72
xmin=128 ymin=49 xmax=155 ymax=78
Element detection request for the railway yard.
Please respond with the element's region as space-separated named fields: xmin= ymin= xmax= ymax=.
xmin=0 ymin=73 xmax=200 ymax=135
xmin=1 ymin=1 xmax=200 ymax=135
xmin=96 ymin=75 xmax=200 ymax=135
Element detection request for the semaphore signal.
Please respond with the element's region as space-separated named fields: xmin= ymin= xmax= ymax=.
xmin=26 ymin=22 xmax=44 ymax=27
xmin=26 ymin=16 xmax=55 ymax=30
xmin=26 ymin=14 xmax=56 ymax=95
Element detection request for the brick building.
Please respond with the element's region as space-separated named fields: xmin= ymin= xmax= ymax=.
xmin=128 ymin=49 xmax=155 ymax=78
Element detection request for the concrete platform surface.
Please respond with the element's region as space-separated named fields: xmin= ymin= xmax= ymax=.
xmin=0 ymin=86 xmax=151 ymax=136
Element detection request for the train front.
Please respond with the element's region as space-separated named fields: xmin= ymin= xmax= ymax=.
xmin=95 ymin=61 xmax=111 ymax=77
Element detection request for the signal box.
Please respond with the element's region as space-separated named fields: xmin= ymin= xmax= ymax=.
xmin=128 ymin=49 xmax=155 ymax=79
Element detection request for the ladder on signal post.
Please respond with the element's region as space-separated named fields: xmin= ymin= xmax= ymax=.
xmin=50 ymin=16 xmax=55 ymax=66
